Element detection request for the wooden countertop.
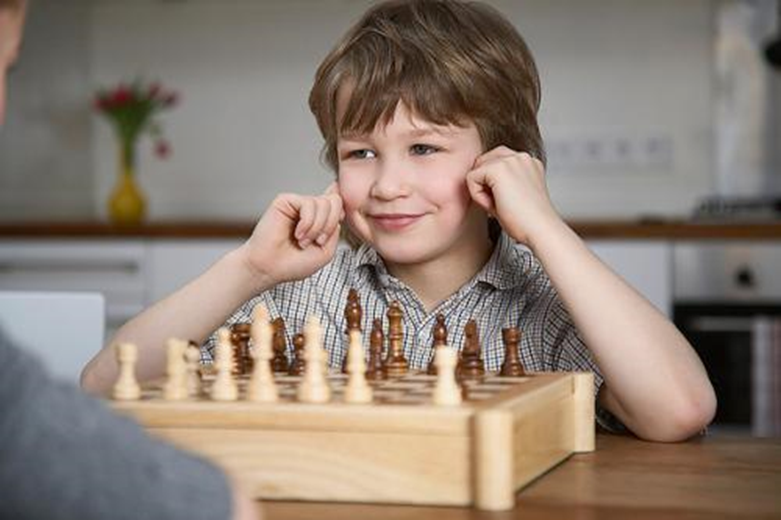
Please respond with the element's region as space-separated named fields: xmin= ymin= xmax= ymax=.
xmin=260 ymin=433 xmax=781 ymax=520
xmin=1 ymin=220 xmax=781 ymax=240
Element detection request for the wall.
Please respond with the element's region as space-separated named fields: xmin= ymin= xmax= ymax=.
xmin=1 ymin=0 xmax=720 ymax=221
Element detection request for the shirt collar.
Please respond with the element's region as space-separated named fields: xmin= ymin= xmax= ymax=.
xmin=352 ymin=231 xmax=526 ymax=292
xmin=474 ymin=231 xmax=527 ymax=290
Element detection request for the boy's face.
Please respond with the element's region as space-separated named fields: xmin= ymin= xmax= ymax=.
xmin=336 ymin=98 xmax=489 ymax=267
xmin=0 ymin=8 xmax=24 ymax=125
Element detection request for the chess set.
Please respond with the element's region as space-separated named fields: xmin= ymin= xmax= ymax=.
xmin=109 ymin=290 xmax=595 ymax=511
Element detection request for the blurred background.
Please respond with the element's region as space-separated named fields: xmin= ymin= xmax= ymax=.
xmin=0 ymin=0 xmax=779 ymax=436
xmin=0 ymin=0 xmax=778 ymax=221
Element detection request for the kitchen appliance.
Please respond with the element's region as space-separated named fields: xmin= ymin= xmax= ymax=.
xmin=674 ymin=243 xmax=781 ymax=436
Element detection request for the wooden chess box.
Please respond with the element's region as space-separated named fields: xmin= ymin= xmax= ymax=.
xmin=110 ymin=371 xmax=595 ymax=511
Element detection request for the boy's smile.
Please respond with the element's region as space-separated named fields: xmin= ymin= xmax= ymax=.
xmin=337 ymin=100 xmax=492 ymax=275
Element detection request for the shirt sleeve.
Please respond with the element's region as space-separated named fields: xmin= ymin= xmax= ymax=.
xmin=539 ymin=289 xmax=627 ymax=434
xmin=0 ymin=328 xmax=233 ymax=520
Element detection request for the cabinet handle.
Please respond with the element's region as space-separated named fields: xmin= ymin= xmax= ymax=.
xmin=0 ymin=260 xmax=140 ymax=274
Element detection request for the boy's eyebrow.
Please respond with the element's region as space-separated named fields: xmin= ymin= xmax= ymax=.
xmin=339 ymin=126 xmax=453 ymax=141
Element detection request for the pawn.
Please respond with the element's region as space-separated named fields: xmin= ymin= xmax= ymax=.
xmin=247 ymin=305 xmax=278 ymax=403
xmin=344 ymin=330 xmax=372 ymax=404
xmin=500 ymin=327 xmax=526 ymax=377
xmin=112 ymin=342 xmax=141 ymax=401
xmin=184 ymin=344 xmax=202 ymax=397
xmin=211 ymin=328 xmax=238 ymax=401
xmin=459 ymin=319 xmax=485 ymax=381
xmin=427 ymin=314 xmax=448 ymax=375
xmin=288 ymin=333 xmax=307 ymax=376
xmin=366 ymin=318 xmax=385 ymax=381
xmin=271 ymin=317 xmax=290 ymax=373
xmin=163 ymin=338 xmax=189 ymax=401
xmin=432 ymin=346 xmax=462 ymax=406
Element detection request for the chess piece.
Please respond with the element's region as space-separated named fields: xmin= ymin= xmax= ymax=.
xmin=366 ymin=318 xmax=386 ymax=381
xmin=271 ymin=317 xmax=290 ymax=373
xmin=247 ymin=305 xmax=278 ymax=403
xmin=459 ymin=319 xmax=485 ymax=381
xmin=432 ymin=346 xmax=462 ymax=406
xmin=230 ymin=322 xmax=253 ymax=376
xmin=184 ymin=344 xmax=202 ymax=397
xmin=211 ymin=328 xmax=238 ymax=401
xmin=288 ymin=333 xmax=306 ymax=376
xmin=427 ymin=314 xmax=448 ymax=375
xmin=163 ymin=338 xmax=189 ymax=401
xmin=297 ymin=316 xmax=331 ymax=403
xmin=342 ymin=288 xmax=362 ymax=373
xmin=112 ymin=342 xmax=141 ymax=401
xmin=500 ymin=327 xmax=525 ymax=377
xmin=344 ymin=330 xmax=373 ymax=404
xmin=384 ymin=301 xmax=408 ymax=377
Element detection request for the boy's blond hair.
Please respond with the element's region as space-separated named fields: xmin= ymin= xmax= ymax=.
xmin=309 ymin=0 xmax=545 ymax=173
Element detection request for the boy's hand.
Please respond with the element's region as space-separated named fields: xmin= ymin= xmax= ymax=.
xmin=466 ymin=146 xmax=561 ymax=247
xmin=239 ymin=183 xmax=344 ymax=289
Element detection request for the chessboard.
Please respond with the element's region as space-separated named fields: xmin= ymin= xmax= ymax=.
xmin=111 ymin=370 xmax=595 ymax=511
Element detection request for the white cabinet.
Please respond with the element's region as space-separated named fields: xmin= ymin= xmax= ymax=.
xmin=147 ymin=240 xmax=242 ymax=302
xmin=586 ymin=240 xmax=673 ymax=316
xmin=0 ymin=240 xmax=147 ymax=327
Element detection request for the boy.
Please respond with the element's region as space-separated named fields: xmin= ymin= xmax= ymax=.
xmin=82 ymin=0 xmax=716 ymax=442
xmin=0 ymin=1 xmax=259 ymax=518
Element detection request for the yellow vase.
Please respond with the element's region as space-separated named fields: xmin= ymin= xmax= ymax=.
xmin=108 ymin=142 xmax=146 ymax=225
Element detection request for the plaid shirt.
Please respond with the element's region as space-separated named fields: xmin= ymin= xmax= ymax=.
xmin=204 ymin=232 xmax=623 ymax=431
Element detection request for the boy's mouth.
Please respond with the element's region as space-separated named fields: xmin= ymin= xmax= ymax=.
xmin=369 ymin=213 xmax=424 ymax=232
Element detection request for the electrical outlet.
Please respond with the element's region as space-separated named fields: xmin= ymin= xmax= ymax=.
xmin=546 ymin=133 xmax=675 ymax=173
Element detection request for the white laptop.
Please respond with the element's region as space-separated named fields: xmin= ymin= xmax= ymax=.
xmin=0 ymin=291 xmax=105 ymax=384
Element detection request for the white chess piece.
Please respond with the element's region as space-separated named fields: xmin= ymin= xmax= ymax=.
xmin=247 ymin=305 xmax=278 ymax=403
xmin=163 ymin=338 xmax=189 ymax=401
xmin=344 ymin=330 xmax=372 ymax=404
xmin=184 ymin=344 xmax=201 ymax=398
xmin=211 ymin=328 xmax=238 ymax=401
xmin=112 ymin=342 xmax=141 ymax=401
xmin=432 ymin=345 xmax=462 ymax=406
xmin=297 ymin=316 xmax=330 ymax=403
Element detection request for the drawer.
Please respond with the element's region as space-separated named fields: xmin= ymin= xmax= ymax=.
xmin=0 ymin=240 xmax=147 ymax=322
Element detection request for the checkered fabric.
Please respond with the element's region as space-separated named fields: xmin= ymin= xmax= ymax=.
xmin=203 ymin=232 xmax=624 ymax=431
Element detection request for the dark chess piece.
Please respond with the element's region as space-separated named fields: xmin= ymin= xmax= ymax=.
xmin=288 ymin=333 xmax=306 ymax=376
xmin=500 ymin=327 xmax=525 ymax=377
xmin=458 ymin=319 xmax=485 ymax=381
xmin=384 ymin=301 xmax=408 ymax=378
xmin=427 ymin=314 xmax=448 ymax=376
xmin=366 ymin=318 xmax=386 ymax=381
xmin=342 ymin=288 xmax=362 ymax=373
xmin=271 ymin=318 xmax=290 ymax=373
xmin=230 ymin=323 xmax=253 ymax=376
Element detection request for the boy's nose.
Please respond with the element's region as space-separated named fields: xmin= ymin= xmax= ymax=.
xmin=370 ymin=158 xmax=412 ymax=200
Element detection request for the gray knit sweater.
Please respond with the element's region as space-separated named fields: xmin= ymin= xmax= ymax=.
xmin=0 ymin=328 xmax=232 ymax=520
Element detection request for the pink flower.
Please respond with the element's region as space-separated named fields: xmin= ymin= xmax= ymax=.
xmin=155 ymin=140 xmax=172 ymax=159
xmin=162 ymin=91 xmax=179 ymax=107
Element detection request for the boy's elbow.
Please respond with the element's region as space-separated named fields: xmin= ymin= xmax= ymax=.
xmin=642 ymin=387 xmax=718 ymax=443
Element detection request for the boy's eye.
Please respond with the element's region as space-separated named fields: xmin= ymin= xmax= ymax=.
xmin=346 ymin=149 xmax=376 ymax=160
xmin=410 ymin=144 xmax=439 ymax=156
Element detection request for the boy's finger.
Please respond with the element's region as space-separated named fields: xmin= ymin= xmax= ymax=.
xmin=306 ymin=198 xmax=332 ymax=244
xmin=295 ymin=198 xmax=317 ymax=244
xmin=472 ymin=146 xmax=516 ymax=169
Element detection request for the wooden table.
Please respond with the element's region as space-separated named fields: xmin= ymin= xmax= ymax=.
xmin=259 ymin=433 xmax=781 ymax=519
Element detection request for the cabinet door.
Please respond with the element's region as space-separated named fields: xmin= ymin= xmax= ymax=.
xmin=147 ymin=240 xmax=243 ymax=304
xmin=0 ymin=239 xmax=147 ymax=324
xmin=586 ymin=240 xmax=672 ymax=317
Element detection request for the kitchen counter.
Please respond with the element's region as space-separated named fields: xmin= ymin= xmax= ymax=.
xmin=2 ymin=220 xmax=781 ymax=240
